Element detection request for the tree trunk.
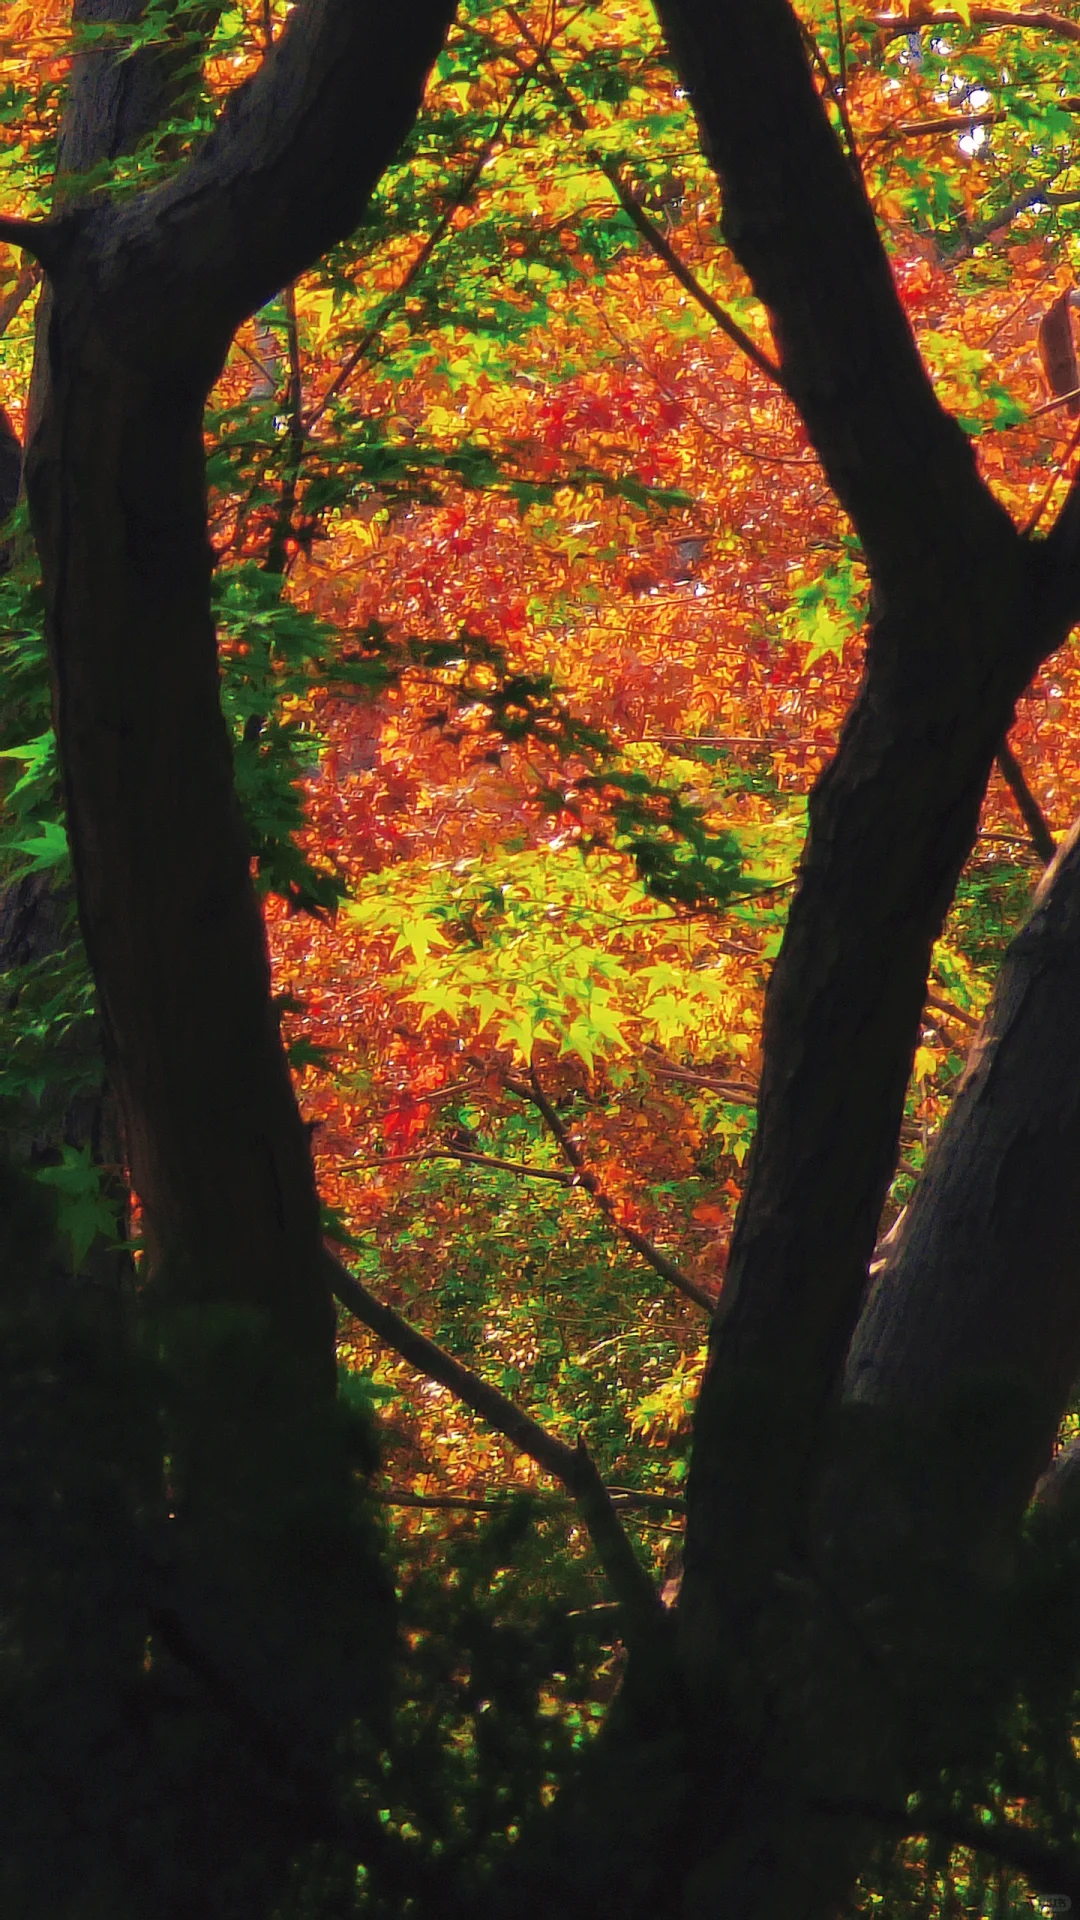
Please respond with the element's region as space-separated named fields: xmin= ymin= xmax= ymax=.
xmin=504 ymin=1 xmax=1080 ymax=1911
xmin=10 ymin=0 xmax=457 ymax=1379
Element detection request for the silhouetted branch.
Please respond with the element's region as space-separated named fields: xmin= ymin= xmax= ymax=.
xmin=327 ymin=1251 xmax=667 ymax=1645
xmin=814 ymin=1792 xmax=1080 ymax=1907
xmin=505 ymin=1066 xmax=717 ymax=1311
xmin=870 ymin=7 xmax=1080 ymax=42
xmin=504 ymin=4 xmax=783 ymax=387
xmin=996 ymin=740 xmax=1056 ymax=862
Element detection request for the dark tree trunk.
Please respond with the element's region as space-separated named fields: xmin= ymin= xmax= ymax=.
xmin=6 ymin=0 xmax=457 ymax=1379
xmin=494 ymin=1 xmax=1080 ymax=1913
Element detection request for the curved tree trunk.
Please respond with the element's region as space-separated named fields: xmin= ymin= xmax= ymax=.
xmin=10 ymin=0 xmax=457 ymax=1380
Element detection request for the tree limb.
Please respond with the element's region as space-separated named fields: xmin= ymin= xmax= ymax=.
xmin=0 ymin=217 xmax=67 ymax=272
xmin=503 ymin=5 xmax=783 ymax=387
xmin=327 ymin=1252 xmax=667 ymax=1646
xmin=0 ymin=263 xmax=40 ymax=338
xmin=505 ymin=1067 xmax=716 ymax=1311
xmin=813 ymin=1792 xmax=1080 ymax=1907
xmin=996 ymin=741 xmax=1056 ymax=862
xmin=61 ymin=0 xmax=461 ymax=372
xmin=653 ymin=0 xmax=1007 ymax=591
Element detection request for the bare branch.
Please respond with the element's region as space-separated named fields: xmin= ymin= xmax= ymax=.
xmin=870 ymin=7 xmax=1080 ymax=43
xmin=355 ymin=1146 xmax=577 ymax=1184
xmin=924 ymin=992 xmax=980 ymax=1032
xmin=327 ymin=1252 xmax=667 ymax=1645
xmin=505 ymin=1067 xmax=717 ymax=1311
xmin=996 ymin=740 xmax=1056 ymax=862
xmin=503 ymin=5 xmax=783 ymax=387
xmin=814 ymin=1792 xmax=1080 ymax=1908
xmin=653 ymin=0 xmax=1006 ymax=588
xmin=0 ymin=262 xmax=40 ymax=338
xmin=0 ymin=217 xmax=66 ymax=272
xmin=376 ymin=1485 xmax=686 ymax=1513
xmin=864 ymin=112 xmax=1001 ymax=145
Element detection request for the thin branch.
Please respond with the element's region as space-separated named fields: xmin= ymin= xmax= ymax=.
xmin=263 ymin=280 xmax=304 ymax=573
xmin=302 ymin=56 xmax=540 ymax=435
xmin=1020 ymin=414 xmax=1080 ymax=536
xmin=870 ymin=7 xmax=1080 ymax=42
xmin=326 ymin=1250 xmax=667 ymax=1645
xmin=644 ymin=1049 xmax=759 ymax=1100
xmin=863 ymin=111 xmax=1000 ymax=145
xmin=834 ymin=0 xmax=849 ymax=93
xmin=354 ymin=1146 xmax=577 ymax=1184
xmin=505 ymin=1065 xmax=717 ymax=1311
xmin=798 ymin=19 xmax=863 ymax=182
xmin=996 ymin=740 xmax=1056 ymax=862
xmin=503 ymin=4 xmax=784 ymax=388
xmin=0 ymin=262 xmax=40 ymax=338
xmin=375 ymin=1484 xmax=686 ymax=1512
xmin=924 ymin=992 xmax=980 ymax=1031
xmin=951 ymin=175 xmax=1080 ymax=259
xmin=813 ymin=1793 xmax=1080 ymax=1907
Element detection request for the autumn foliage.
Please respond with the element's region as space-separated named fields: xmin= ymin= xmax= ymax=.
xmin=5 ymin=0 xmax=1080 ymax=1910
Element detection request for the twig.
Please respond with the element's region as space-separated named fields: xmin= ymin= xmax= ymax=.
xmin=924 ymin=992 xmax=980 ymax=1031
xmin=503 ymin=5 xmax=784 ymax=388
xmin=327 ymin=1251 xmax=666 ymax=1645
xmin=375 ymin=1484 xmax=685 ymax=1513
xmin=834 ymin=0 xmax=849 ymax=94
xmin=302 ymin=58 xmax=540 ymax=436
xmin=871 ymin=6 xmax=1080 ymax=41
xmin=863 ymin=111 xmax=1000 ymax=145
xmin=505 ymin=1066 xmax=717 ymax=1312
xmin=798 ymin=18 xmax=863 ymax=182
xmin=645 ymin=1050 xmax=759 ymax=1101
xmin=263 ymin=281 xmax=304 ymax=573
xmin=996 ymin=740 xmax=1056 ymax=862
xmin=951 ymin=176 xmax=1080 ymax=259
xmin=354 ymin=1146 xmax=577 ymax=1184
xmin=1020 ymin=414 xmax=1080 ymax=536
xmin=0 ymin=261 xmax=40 ymax=337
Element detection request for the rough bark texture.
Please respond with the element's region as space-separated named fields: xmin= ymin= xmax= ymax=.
xmin=17 ymin=0 xmax=457 ymax=1378
xmin=513 ymin=1 xmax=1080 ymax=1914
xmin=846 ymin=818 xmax=1080 ymax=1543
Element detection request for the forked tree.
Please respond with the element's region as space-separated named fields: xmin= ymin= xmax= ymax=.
xmin=5 ymin=0 xmax=1080 ymax=1915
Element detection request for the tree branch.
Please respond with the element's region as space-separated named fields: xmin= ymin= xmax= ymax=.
xmin=327 ymin=1252 xmax=667 ymax=1646
xmin=68 ymin=0 xmax=461 ymax=369
xmin=652 ymin=0 xmax=1060 ymax=1647
xmin=996 ymin=740 xmax=1056 ymax=862
xmin=814 ymin=1793 xmax=1080 ymax=1908
xmin=356 ymin=1146 xmax=577 ymax=1184
xmin=870 ymin=8 xmax=1080 ymax=43
xmin=503 ymin=5 xmax=783 ymax=387
xmin=375 ymin=1485 xmax=686 ymax=1513
xmin=0 ymin=262 xmax=40 ymax=338
xmin=505 ymin=1067 xmax=716 ymax=1311
xmin=653 ymin=0 xmax=1007 ymax=591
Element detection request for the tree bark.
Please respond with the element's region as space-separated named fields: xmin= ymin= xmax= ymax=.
xmin=517 ymin=1 xmax=1080 ymax=1913
xmin=12 ymin=0 xmax=457 ymax=1379
xmin=845 ymin=817 xmax=1080 ymax=1547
